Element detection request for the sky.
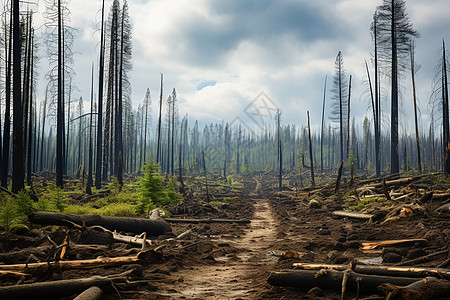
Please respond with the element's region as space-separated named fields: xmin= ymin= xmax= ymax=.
xmin=35 ymin=0 xmax=450 ymax=135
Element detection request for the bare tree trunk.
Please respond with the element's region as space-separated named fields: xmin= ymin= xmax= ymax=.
xmin=117 ymin=6 xmax=125 ymax=186
xmin=12 ymin=0 xmax=24 ymax=193
xmin=86 ymin=65 xmax=94 ymax=195
xmin=374 ymin=13 xmax=381 ymax=177
xmin=27 ymin=30 xmax=34 ymax=186
xmin=56 ymin=0 xmax=64 ymax=188
xmin=320 ymin=76 xmax=327 ymax=172
xmin=346 ymin=75 xmax=352 ymax=160
xmin=391 ymin=0 xmax=399 ymax=174
xmin=156 ymin=74 xmax=163 ymax=164
xmin=95 ymin=0 xmax=105 ymax=189
xmin=202 ymin=150 xmax=210 ymax=202
xmin=307 ymin=111 xmax=315 ymax=186
xmin=1 ymin=7 xmax=12 ymax=188
xmin=410 ymin=43 xmax=421 ymax=174
xmin=443 ymin=40 xmax=450 ymax=175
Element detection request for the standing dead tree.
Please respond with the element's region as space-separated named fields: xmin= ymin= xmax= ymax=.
xmin=374 ymin=0 xmax=419 ymax=174
xmin=329 ymin=51 xmax=348 ymax=166
xmin=307 ymin=111 xmax=315 ymax=186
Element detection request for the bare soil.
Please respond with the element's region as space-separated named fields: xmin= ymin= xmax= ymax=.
xmin=1 ymin=173 xmax=450 ymax=299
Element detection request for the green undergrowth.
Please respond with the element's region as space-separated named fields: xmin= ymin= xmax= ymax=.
xmin=136 ymin=163 xmax=182 ymax=215
xmin=0 ymin=187 xmax=67 ymax=232
xmin=347 ymin=196 xmax=384 ymax=211
xmin=0 ymin=162 xmax=182 ymax=231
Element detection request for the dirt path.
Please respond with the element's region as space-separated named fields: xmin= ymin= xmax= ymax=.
xmin=154 ymin=197 xmax=279 ymax=299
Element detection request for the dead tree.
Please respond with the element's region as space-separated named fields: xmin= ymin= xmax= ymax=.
xmin=410 ymin=42 xmax=421 ymax=174
xmin=307 ymin=111 xmax=315 ymax=186
xmin=320 ymin=76 xmax=327 ymax=172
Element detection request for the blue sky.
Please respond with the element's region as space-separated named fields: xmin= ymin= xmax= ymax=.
xmin=35 ymin=0 xmax=450 ymax=135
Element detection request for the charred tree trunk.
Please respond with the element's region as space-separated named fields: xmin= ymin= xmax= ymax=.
xmin=86 ymin=65 xmax=94 ymax=195
xmin=443 ymin=40 xmax=450 ymax=175
xmin=307 ymin=111 xmax=315 ymax=186
xmin=12 ymin=0 xmax=24 ymax=193
xmin=320 ymin=76 xmax=327 ymax=172
xmin=1 ymin=8 xmax=12 ymax=188
xmin=56 ymin=0 xmax=64 ymax=188
xmin=95 ymin=0 xmax=105 ymax=189
xmin=390 ymin=0 xmax=400 ymax=174
xmin=202 ymin=150 xmax=210 ymax=202
xmin=28 ymin=211 xmax=172 ymax=236
xmin=374 ymin=13 xmax=381 ymax=177
xmin=156 ymin=74 xmax=163 ymax=164
xmin=410 ymin=43 xmax=421 ymax=174
xmin=346 ymin=75 xmax=352 ymax=160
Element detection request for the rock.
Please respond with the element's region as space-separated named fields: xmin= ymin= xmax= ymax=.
xmin=406 ymin=248 xmax=427 ymax=259
xmin=333 ymin=242 xmax=346 ymax=251
xmin=336 ymin=236 xmax=347 ymax=243
xmin=382 ymin=252 xmax=402 ymax=263
xmin=79 ymin=230 xmax=113 ymax=245
xmin=307 ymin=287 xmax=324 ymax=297
xmin=382 ymin=248 xmax=403 ymax=257
xmin=10 ymin=224 xmax=29 ymax=235
xmin=347 ymin=241 xmax=361 ymax=248
xmin=317 ymin=228 xmax=331 ymax=235
xmin=372 ymin=211 xmax=388 ymax=221
xmin=308 ymin=199 xmax=321 ymax=209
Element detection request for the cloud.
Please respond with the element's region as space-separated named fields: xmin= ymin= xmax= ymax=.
xmin=33 ymin=0 xmax=450 ymax=135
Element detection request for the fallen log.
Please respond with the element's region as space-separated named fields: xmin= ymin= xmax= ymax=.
xmin=356 ymin=176 xmax=421 ymax=193
xmin=0 ymin=270 xmax=133 ymax=300
xmin=292 ymin=263 xmax=450 ymax=280
xmin=0 ymin=270 xmax=31 ymax=278
xmin=0 ymin=243 xmax=113 ymax=264
xmin=359 ymin=239 xmax=428 ymax=251
xmin=0 ymin=250 xmax=157 ymax=274
xmin=437 ymin=257 xmax=450 ymax=268
xmin=378 ymin=277 xmax=450 ymax=300
xmin=394 ymin=249 xmax=448 ymax=266
xmin=28 ymin=210 xmax=171 ymax=236
xmin=73 ymin=286 xmax=103 ymax=300
xmin=332 ymin=211 xmax=374 ymax=220
xmin=164 ymin=218 xmax=250 ymax=224
xmin=268 ymin=269 xmax=420 ymax=294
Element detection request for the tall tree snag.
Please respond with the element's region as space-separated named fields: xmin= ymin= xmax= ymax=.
xmin=12 ymin=0 xmax=24 ymax=193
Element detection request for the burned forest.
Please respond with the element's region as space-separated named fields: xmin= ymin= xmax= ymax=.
xmin=0 ymin=0 xmax=450 ymax=299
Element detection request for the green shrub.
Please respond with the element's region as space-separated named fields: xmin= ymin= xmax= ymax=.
xmin=0 ymin=201 xmax=17 ymax=230
xmin=15 ymin=190 xmax=34 ymax=215
xmin=136 ymin=163 xmax=182 ymax=215
xmin=227 ymin=175 xmax=233 ymax=186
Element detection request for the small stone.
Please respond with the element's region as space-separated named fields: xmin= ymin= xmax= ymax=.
xmin=382 ymin=248 xmax=402 ymax=257
xmin=317 ymin=228 xmax=331 ymax=235
xmin=406 ymin=249 xmax=427 ymax=259
xmin=347 ymin=241 xmax=360 ymax=248
xmin=337 ymin=236 xmax=347 ymax=243
xmin=307 ymin=286 xmax=324 ymax=297
xmin=309 ymin=199 xmax=321 ymax=209
xmin=333 ymin=242 xmax=346 ymax=251
xmin=383 ymin=252 xmax=402 ymax=263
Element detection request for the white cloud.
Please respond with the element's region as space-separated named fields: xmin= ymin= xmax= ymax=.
xmin=31 ymin=0 xmax=450 ymax=135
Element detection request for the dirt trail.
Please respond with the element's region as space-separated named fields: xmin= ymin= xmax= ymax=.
xmin=155 ymin=197 xmax=279 ymax=299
